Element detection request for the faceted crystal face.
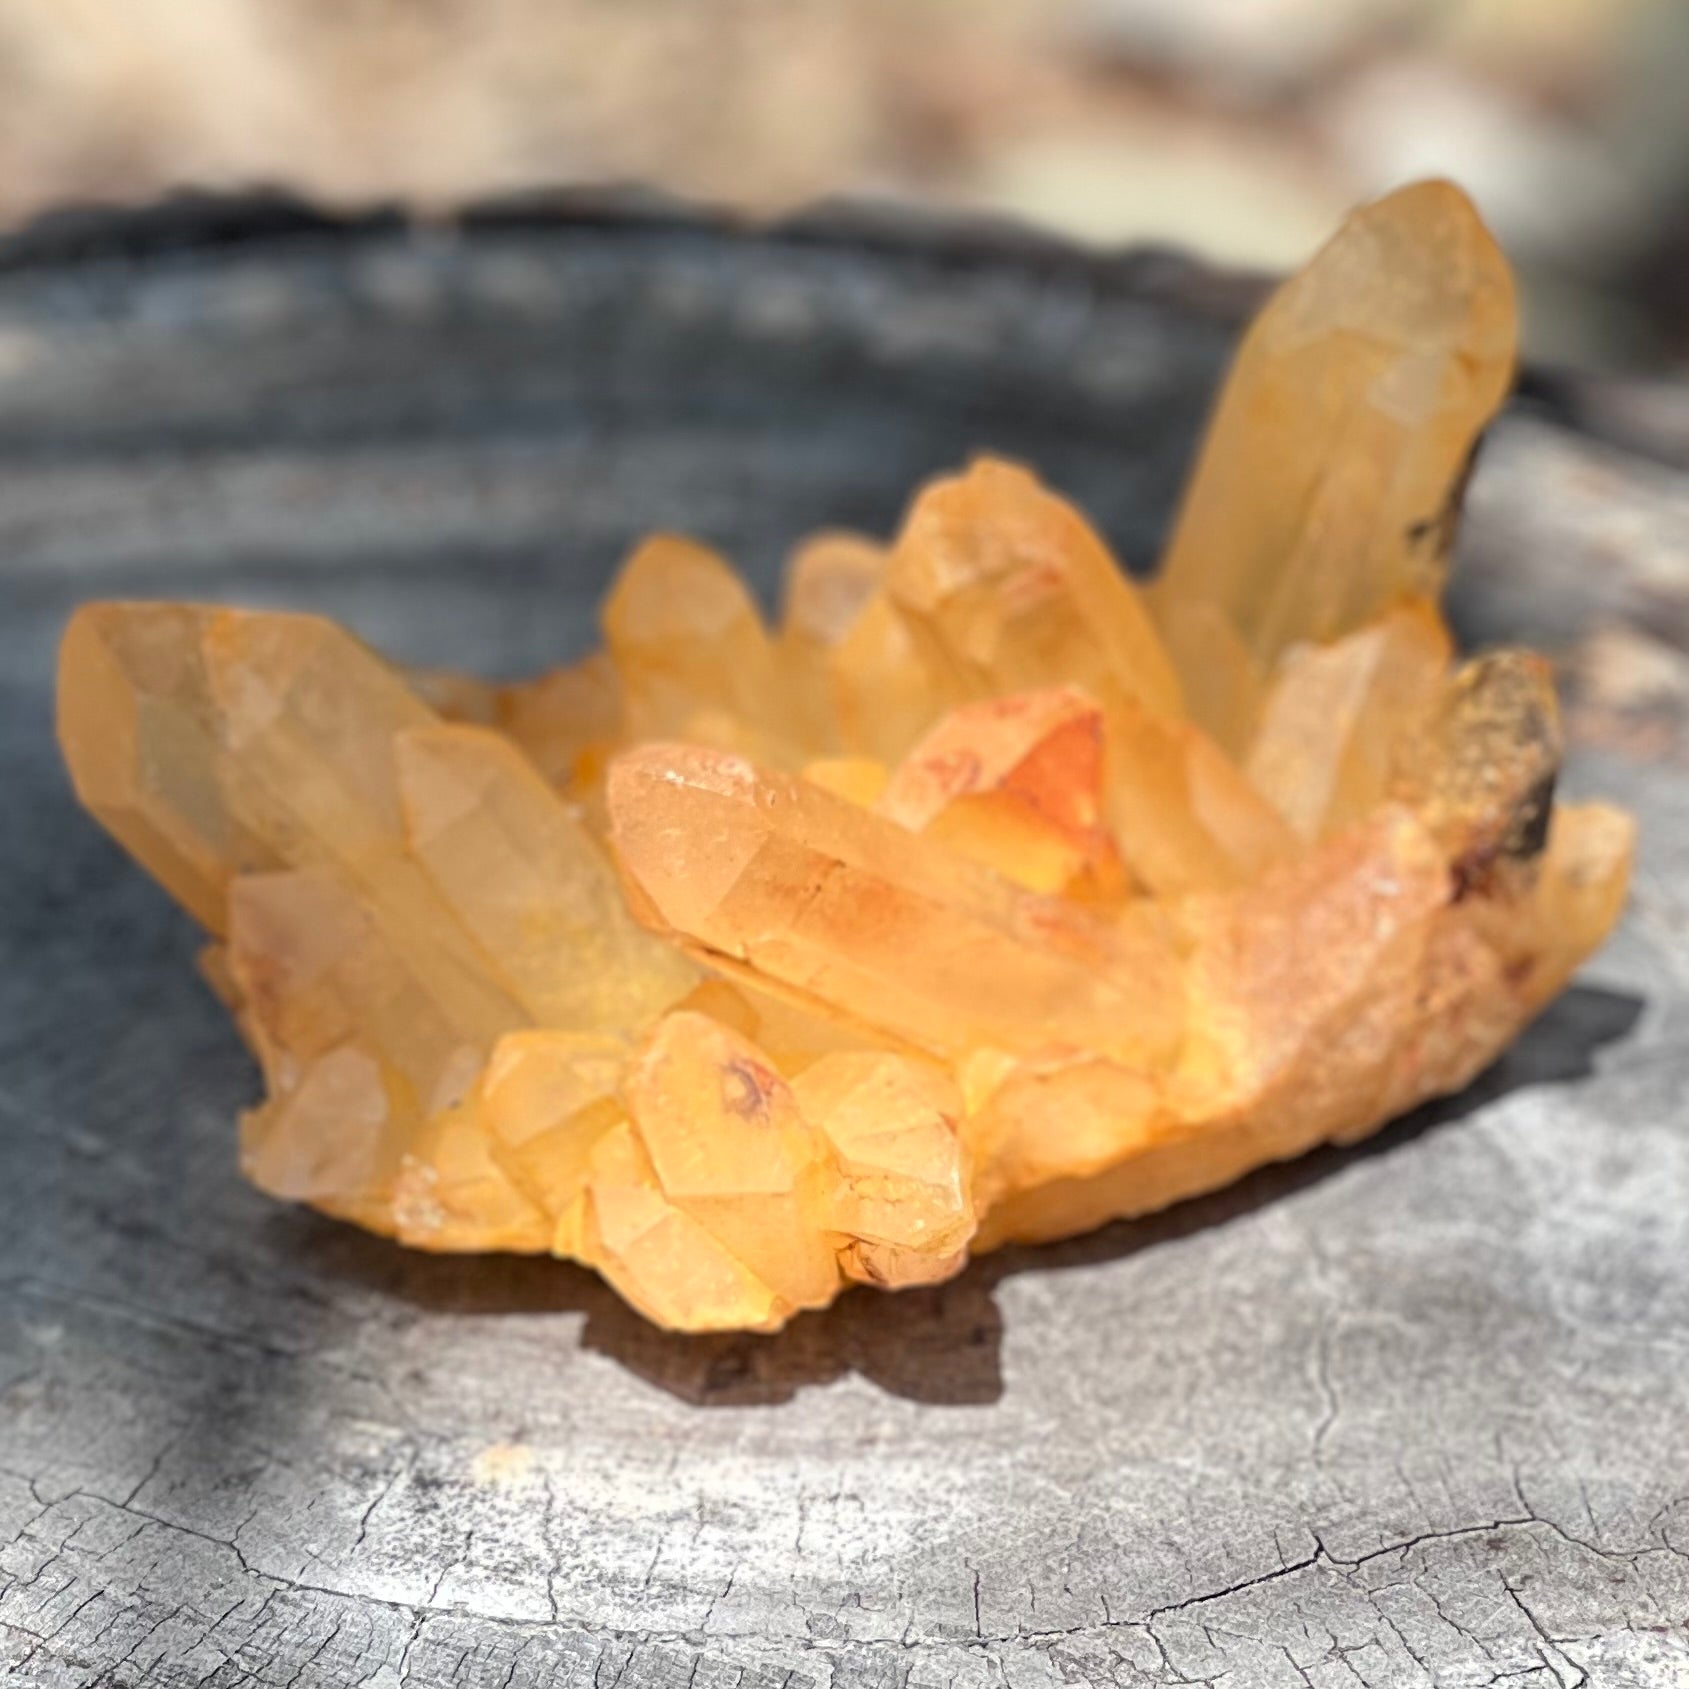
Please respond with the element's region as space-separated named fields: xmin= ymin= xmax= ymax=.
xmin=1153 ymin=179 xmax=1518 ymax=671
xmin=58 ymin=180 xmax=1635 ymax=1331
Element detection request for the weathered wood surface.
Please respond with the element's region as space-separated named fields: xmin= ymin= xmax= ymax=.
xmin=2 ymin=196 xmax=1688 ymax=1689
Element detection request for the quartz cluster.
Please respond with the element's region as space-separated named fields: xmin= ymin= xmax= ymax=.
xmin=58 ymin=181 xmax=1634 ymax=1332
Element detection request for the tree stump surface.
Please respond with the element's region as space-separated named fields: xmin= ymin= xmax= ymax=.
xmin=2 ymin=195 xmax=1687 ymax=1689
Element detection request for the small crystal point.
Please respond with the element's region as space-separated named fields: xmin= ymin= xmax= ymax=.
xmin=888 ymin=457 xmax=1182 ymax=724
xmin=879 ymin=687 xmax=1126 ymax=899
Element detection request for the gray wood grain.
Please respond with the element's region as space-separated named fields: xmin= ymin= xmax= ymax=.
xmin=1 ymin=196 xmax=1686 ymax=1689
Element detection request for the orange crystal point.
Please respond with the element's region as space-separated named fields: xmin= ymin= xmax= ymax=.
xmin=1246 ymin=600 xmax=1452 ymax=842
xmin=888 ymin=457 xmax=1182 ymax=723
xmin=783 ymin=530 xmax=887 ymax=648
xmin=479 ymin=1030 xmax=627 ymax=1255
xmin=57 ymin=180 xmax=1636 ymax=1334
xmin=58 ymin=603 xmax=276 ymax=931
xmin=603 ymin=532 xmax=789 ymax=760
xmin=195 ymin=605 xmax=441 ymax=867
xmin=827 ymin=590 xmax=953 ymax=764
xmin=620 ymin=1010 xmax=842 ymax=1314
xmin=1150 ymin=600 xmax=1266 ymax=759
xmin=391 ymin=1099 xmax=552 ymax=1255
xmin=780 ymin=529 xmax=888 ymax=754
xmin=606 ymin=740 xmax=1184 ymax=1065
xmin=227 ymin=863 xmax=523 ymax=1229
xmin=1107 ymin=699 xmax=1299 ymax=896
xmin=581 ymin=1119 xmax=786 ymax=1333
xmin=1154 ymin=180 xmax=1517 ymax=668
xmin=879 ymin=687 xmax=1126 ymax=898
xmin=795 ymin=1051 xmax=974 ymax=1286
xmin=394 ymin=723 xmax=697 ymax=1032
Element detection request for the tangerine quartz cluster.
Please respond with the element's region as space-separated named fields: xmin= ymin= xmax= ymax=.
xmin=58 ymin=182 xmax=1634 ymax=1332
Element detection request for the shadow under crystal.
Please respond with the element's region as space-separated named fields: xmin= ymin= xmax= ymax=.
xmin=277 ymin=980 xmax=1643 ymax=1409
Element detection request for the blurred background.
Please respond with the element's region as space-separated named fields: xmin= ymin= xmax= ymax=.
xmin=0 ymin=0 xmax=1686 ymax=372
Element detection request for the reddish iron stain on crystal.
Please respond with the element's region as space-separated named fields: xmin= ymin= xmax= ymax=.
xmin=57 ymin=181 xmax=1634 ymax=1331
